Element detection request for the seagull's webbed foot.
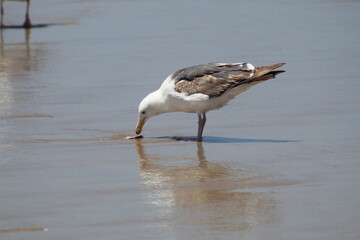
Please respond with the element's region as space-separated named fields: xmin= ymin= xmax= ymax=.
xmin=23 ymin=15 xmax=31 ymax=28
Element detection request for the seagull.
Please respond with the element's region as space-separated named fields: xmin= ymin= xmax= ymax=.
xmin=0 ymin=0 xmax=31 ymax=28
xmin=136 ymin=62 xmax=286 ymax=141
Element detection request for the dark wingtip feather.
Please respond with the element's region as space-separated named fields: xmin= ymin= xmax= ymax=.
xmin=272 ymin=70 xmax=286 ymax=75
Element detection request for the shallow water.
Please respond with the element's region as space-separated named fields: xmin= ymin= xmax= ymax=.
xmin=1 ymin=0 xmax=360 ymax=239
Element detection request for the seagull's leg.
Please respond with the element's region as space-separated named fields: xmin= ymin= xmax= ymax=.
xmin=1 ymin=1 xmax=4 ymax=28
xmin=197 ymin=114 xmax=203 ymax=141
xmin=197 ymin=113 xmax=207 ymax=142
xmin=202 ymin=112 xmax=206 ymax=136
xmin=23 ymin=0 xmax=31 ymax=28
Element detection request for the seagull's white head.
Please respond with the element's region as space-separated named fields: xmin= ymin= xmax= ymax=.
xmin=135 ymin=90 xmax=164 ymax=135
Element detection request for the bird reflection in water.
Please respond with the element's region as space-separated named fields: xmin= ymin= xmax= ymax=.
xmin=135 ymin=140 xmax=278 ymax=232
xmin=1 ymin=28 xmax=32 ymax=117
xmin=0 ymin=28 xmax=43 ymax=73
xmin=1 ymin=27 xmax=49 ymax=154
xmin=1 ymin=27 xmax=48 ymax=118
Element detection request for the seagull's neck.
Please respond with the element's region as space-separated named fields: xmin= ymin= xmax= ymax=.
xmin=145 ymin=89 xmax=169 ymax=116
xmin=144 ymin=75 xmax=176 ymax=116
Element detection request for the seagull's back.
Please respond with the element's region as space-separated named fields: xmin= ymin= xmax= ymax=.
xmin=159 ymin=62 xmax=285 ymax=113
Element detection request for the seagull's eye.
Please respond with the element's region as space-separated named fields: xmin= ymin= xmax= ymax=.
xmin=141 ymin=111 xmax=146 ymax=115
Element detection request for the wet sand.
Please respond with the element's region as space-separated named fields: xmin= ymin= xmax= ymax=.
xmin=1 ymin=0 xmax=360 ymax=239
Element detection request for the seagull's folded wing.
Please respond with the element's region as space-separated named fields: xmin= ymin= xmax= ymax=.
xmin=174 ymin=73 xmax=251 ymax=98
xmin=174 ymin=62 xmax=286 ymax=98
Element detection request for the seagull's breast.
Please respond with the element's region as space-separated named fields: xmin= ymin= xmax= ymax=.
xmin=161 ymin=81 xmax=232 ymax=114
xmin=164 ymin=88 xmax=209 ymax=113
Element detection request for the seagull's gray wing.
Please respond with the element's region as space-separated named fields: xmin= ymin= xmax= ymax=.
xmin=173 ymin=62 xmax=254 ymax=98
xmin=173 ymin=62 xmax=286 ymax=98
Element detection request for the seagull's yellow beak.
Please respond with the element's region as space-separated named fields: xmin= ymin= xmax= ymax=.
xmin=135 ymin=119 xmax=145 ymax=135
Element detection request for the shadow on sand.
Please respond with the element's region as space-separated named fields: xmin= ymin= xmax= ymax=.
xmin=152 ymin=136 xmax=300 ymax=143
xmin=0 ymin=23 xmax=72 ymax=29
